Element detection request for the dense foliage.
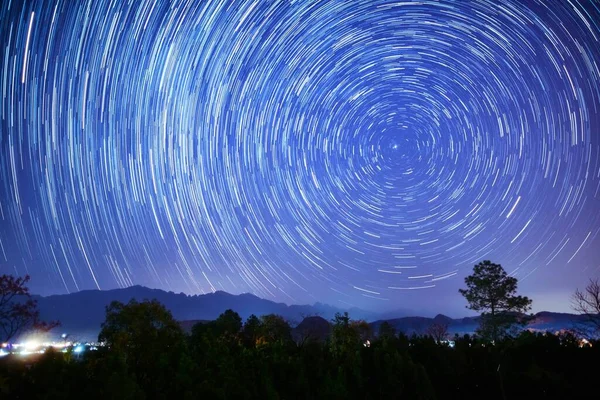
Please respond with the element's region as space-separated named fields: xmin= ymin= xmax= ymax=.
xmin=1 ymin=300 xmax=598 ymax=400
xmin=459 ymin=260 xmax=532 ymax=341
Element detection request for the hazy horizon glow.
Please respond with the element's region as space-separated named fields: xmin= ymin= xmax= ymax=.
xmin=1 ymin=0 xmax=599 ymax=316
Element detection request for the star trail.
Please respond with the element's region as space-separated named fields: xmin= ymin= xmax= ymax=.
xmin=1 ymin=0 xmax=600 ymax=314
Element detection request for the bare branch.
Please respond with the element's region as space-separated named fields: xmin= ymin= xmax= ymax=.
xmin=0 ymin=274 xmax=60 ymax=342
xmin=427 ymin=322 xmax=449 ymax=342
xmin=571 ymin=279 xmax=600 ymax=336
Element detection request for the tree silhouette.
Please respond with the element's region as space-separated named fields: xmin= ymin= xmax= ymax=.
xmin=258 ymin=314 xmax=293 ymax=345
xmin=571 ymin=278 xmax=600 ymax=337
xmin=459 ymin=260 xmax=532 ymax=342
xmin=98 ymin=299 xmax=188 ymax=398
xmin=427 ymin=322 xmax=449 ymax=342
xmin=213 ymin=309 xmax=243 ymax=338
xmin=377 ymin=321 xmax=397 ymax=340
xmin=241 ymin=314 xmax=262 ymax=347
xmin=330 ymin=312 xmax=362 ymax=356
xmin=0 ymin=274 xmax=59 ymax=342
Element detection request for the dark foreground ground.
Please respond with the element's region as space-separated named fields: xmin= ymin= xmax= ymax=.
xmin=2 ymin=304 xmax=599 ymax=399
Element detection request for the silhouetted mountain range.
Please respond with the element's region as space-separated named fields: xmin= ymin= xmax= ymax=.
xmin=27 ymin=285 xmax=588 ymax=341
xmin=32 ymin=285 xmax=380 ymax=340
xmin=369 ymin=312 xmax=593 ymax=337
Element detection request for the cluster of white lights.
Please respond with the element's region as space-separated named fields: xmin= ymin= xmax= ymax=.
xmin=0 ymin=340 xmax=103 ymax=357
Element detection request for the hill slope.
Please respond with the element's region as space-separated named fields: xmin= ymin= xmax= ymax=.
xmin=32 ymin=286 xmax=376 ymax=340
xmin=27 ymin=285 xmax=589 ymax=341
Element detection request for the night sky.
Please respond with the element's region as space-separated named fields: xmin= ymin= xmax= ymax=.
xmin=1 ymin=0 xmax=600 ymax=316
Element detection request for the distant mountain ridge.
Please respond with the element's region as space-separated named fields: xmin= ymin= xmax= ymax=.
xmin=28 ymin=285 xmax=588 ymax=341
xmin=32 ymin=285 xmax=380 ymax=340
xmin=369 ymin=312 xmax=592 ymax=336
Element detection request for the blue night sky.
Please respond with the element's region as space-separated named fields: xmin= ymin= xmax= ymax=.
xmin=1 ymin=0 xmax=599 ymax=317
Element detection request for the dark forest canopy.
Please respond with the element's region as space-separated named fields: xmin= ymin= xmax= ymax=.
xmin=1 ymin=267 xmax=599 ymax=399
xmin=0 ymin=298 xmax=598 ymax=400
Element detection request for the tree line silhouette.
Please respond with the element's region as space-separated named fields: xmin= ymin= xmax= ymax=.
xmin=0 ymin=261 xmax=599 ymax=399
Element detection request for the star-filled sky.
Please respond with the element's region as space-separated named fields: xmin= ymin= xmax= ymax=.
xmin=1 ymin=0 xmax=600 ymax=316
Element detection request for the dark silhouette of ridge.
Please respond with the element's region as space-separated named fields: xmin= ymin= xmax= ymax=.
xmin=27 ymin=285 xmax=589 ymax=341
xmin=31 ymin=285 xmax=378 ymax=340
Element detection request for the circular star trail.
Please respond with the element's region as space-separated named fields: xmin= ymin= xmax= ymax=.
xmin=1 ymin=0 xmax=600 ymax=310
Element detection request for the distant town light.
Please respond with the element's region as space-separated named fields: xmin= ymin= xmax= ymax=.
xmin=24 ymin=341 xmax=40 ymax=350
